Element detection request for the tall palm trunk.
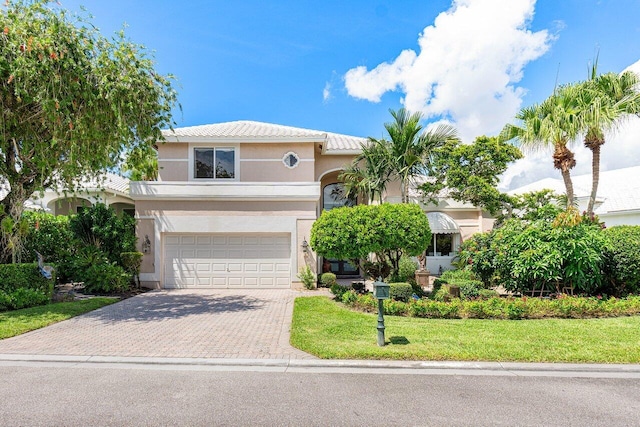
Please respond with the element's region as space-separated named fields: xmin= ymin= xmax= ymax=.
xmin=553 ymin=142 xmax=577 ymax=209
xmin=584 ymin=129 xmax=605 ymax=216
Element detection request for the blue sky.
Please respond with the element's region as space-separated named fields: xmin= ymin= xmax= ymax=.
xmin=60 ymin=0 xmax=640 ymax=187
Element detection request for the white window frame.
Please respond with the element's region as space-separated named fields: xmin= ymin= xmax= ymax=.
xmin=282 ymin=151 xmax=300 ymax=169
xmin=189 ymin=144 xmax=240 ymax=181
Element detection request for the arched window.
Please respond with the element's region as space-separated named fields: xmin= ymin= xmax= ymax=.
xmin=323 ymin=183 xmax=355 ymax=211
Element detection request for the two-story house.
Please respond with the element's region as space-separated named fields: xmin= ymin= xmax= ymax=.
xmin=131 ymin=120 xmax=493 ymax=289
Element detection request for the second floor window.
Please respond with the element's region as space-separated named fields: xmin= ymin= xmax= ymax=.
xmin=195 ymin=148 xmax=235 ymax=179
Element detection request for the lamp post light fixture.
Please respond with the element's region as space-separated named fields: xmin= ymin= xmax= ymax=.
xmin=372 ymin=278 xmax=390 ymax=346
xmin=142 ymin=235 xmax=151 ymax=254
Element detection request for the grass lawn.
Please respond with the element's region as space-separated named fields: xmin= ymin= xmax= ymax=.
xmin=0 ymin=298 xmax=118 ymax=340
xmin=291 ymin=296 xmax=640 ymax=363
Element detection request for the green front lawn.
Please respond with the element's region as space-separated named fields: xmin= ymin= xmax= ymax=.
xmin=291 ymin=296 xmax=640 ymax=363
xmin=0 ymin=298 xmax=118 ymax=340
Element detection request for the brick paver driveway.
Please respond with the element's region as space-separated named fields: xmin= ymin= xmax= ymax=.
xmin=0 ymin=289 xmax=316 ymax=359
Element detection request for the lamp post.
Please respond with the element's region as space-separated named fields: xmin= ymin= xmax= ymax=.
xmin=373 ymin=279 xmax=390 ymax=346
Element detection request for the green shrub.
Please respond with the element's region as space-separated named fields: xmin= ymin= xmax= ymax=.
xmin=389 ymin=282 xmax=413 ymax=302
xmin=330 ymin=283 xmax=349 ymax=300
xmin=22 ymin=212 xmax=74 ymax=265
xmin=458 ymin=213 xmax=607 ymax=295
xmin=121 ymin=251 xmax=143 ymax=287
xmin=81 ymin=263 xmax=130 ymax=294
xmin=341 ymin=290 xmax=357 ymax=304
xmin=440 ymin=269 xmax=477 ymax=282
xmin=394 ymin=256 xmax=418 ymax=283
xmin=69 ymin=203 xmax=136 ymax=264
xmin=297 ymin=266 xmax=316 ymax=290
xmin=0 ymin=263 xmax=53 ymax=311
xmin=339 ymin=292 xmax=640 ymax=320
xmin=0 ymin=263 xmax=54 ymax=296
xmin=320 ymin=272 xmax=337 ymax=287
xmin=602 ymin=226 xmax=640 ymax=295
xmin=478 ymin=289 xmax=500 ymax=300
xmin=457 ymin=280 xmax=484 ymax=300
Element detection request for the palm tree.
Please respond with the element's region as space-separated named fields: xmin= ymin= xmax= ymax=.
xmin=502 ymin=85 xmax=582 ymax=208
xmin=578 ymin=68 xmax=640 ymax=215
xmin=341 ymin=108 xmax=458 ymax=204
xmin=340 ymin=137 xmax=392 ymax=204
xmin=384 ymin=108 xmax=458 ymax=203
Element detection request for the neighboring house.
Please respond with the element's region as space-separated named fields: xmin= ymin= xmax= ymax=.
xmin=26 ymin=173 xmax=134 ymax=216
xmin=0 ymin=172 xmax=134 ymax=216
xmin=130 ymin=120 xmax=492 ymax=289
xmin=509 ymin=166 xmax=640 ymax=227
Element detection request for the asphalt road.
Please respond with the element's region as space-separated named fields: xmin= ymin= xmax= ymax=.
xmin=1 ymin=362 xmax=639 ymax=426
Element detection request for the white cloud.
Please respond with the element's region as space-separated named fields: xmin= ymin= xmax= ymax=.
xmin=344 ymin=0 xmax=552 ymax=142
xmin=501 ymin=59 xmax=640 ymax=190
xmin=500 ymin=116 xmax=640 ymax=190
xmin=323 ymin=82 xmax=332 ymax=103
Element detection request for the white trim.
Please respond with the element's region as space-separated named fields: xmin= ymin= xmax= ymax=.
xmin=317 ymin=167 xmax=344 ymax=182
xmin=164 ymin=136 xmax=325 ymax=144
xmin=282 ymin=151 xmax=300 ymax=169
xmin=240 ymin=158 xmax=313 ymax=162
xmin=130 ymin=181 xmax=320 ymax=201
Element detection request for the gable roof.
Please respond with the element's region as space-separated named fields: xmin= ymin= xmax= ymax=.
xmin=509 ymin=166 xmax=640 ymax=214
xmin=162 ymin=120 xmax=366 ymax=154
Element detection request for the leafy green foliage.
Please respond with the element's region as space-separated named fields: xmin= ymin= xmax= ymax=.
xmin=602 ymin=226 xmax=640 ymax=295
xmin=67 ymin=245 xmax=129 ymax=294
xmin=120 ymin=251 xmax=143 ymax=287
xmin=394 ymin=256 xmax=417 ymax=283
xmin=319 ymin=272 xmax=337 ymax=287
xmin=297 ymin=266 xmax=316 ymax=290
xmin=0 ymin=263 xmax=53 ymax=310
xmin=458 ymin=210 xmax=607 ymax=295
xmin=421 ymin=136 xmax=522 ymax=215
xmin=330 ymin=283 xmax=349 ymax=300
xmin=22 ymin=212 xmax=73 ymax=265
xmin=0 ymin=0 xmax=177 ymax=261
xmin=388 ymin=283 xmax=413 ymax=302
xmin=69 ymin=204 xmax=136 ymax=264
xmin=342 ymin=292 xmax=640 ymax=319
xmin=310 ymin=203 xmax=431 ymax=278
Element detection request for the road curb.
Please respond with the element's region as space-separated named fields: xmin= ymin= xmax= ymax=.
xmin=1 ymin=353 xmax=639 ymax=376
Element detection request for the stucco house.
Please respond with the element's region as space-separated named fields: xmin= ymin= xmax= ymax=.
xmin=131 ymin=121 xmax=493 ymax=289
xmin=509 ymin=166 xmax=640 ymax=227
xmin=3 ymin=172 xmax=134 ymax=216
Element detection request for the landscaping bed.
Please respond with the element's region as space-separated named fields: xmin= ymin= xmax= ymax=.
xmin=290 ymin=296 xmax=640 ymax=363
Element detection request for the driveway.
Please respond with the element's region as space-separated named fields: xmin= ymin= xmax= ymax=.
xmin=0 ymin=289 xmax=316 ymax=360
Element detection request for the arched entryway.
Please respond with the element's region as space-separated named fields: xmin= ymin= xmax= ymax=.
xmin=319 ymin=171 xmax=360 ymax=278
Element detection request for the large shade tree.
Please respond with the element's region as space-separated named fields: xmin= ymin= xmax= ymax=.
xmin=0 ymin=1 xmax=177 ymax=261
xmin=578 ymin=67 xmax=640 ymax=215
xmin=501 ymin=85 xmax=582 ymax=209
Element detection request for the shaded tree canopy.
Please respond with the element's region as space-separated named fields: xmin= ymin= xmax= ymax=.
xmin=0 ymin=0 xmax=177 ymax=260
xmin=420 ymin=136 xmax=522 ymax=216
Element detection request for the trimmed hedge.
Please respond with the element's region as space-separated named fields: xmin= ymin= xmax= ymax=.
xmin=602 ymin=226 xmax=640 ymax=295
xmin=389 ymin=282 xmax=413 ymax=302
xmin=338 ymin=291 xmax=640 ymax=319
xmin=0 ymin=263 xmax=54 ymax=311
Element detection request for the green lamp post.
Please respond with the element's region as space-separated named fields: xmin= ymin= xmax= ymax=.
xmin=373 ymin=279 xmax=390 ymax=346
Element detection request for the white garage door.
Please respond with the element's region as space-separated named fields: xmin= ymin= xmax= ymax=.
xmin=163 ymin=233 xmax=291 ymax=288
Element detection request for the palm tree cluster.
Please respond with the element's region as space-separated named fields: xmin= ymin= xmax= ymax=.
xmin=502 ymin=65 xmax=640 ymax=214
xmin=340 ymin=108 xmax=459 ymax=204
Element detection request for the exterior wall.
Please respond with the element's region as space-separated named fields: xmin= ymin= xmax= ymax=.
xmin=314 ymin=154 xmax=354 ymax=181
xmin=295 ymin=218 xmax=317 ymax=289
xmin=157 ymin=142 xmax=317 ymax=183
xmin=157 ymin=144 xmax=189 ymax=182
xmin=136 ymin=199 xmax=317 ymax=287
xmin=136 ymin=218 xmax=156 ymax=285
xmin=47 ymin=197 xmax=91 ymax=215
xmin=601 ymin=212 xmax=640 ymax=227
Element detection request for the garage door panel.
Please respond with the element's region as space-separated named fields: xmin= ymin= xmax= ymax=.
xmin=164 ymin=233 xmax=291 ymax=289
